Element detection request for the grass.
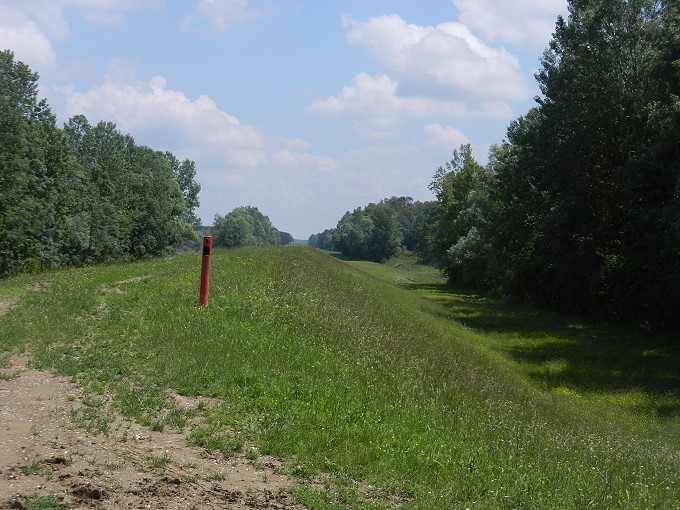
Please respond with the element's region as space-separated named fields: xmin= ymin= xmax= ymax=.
xmin=22 ymin=460 xmax=52 ymax=477
xmin=0 ymin=246 xmax=679 ymax=509
xmin=147 ymin=452 xmax=172 ymax=469
xmin=352 ymin=253 xmax=680 ymax=427
xmin=20 ymin=494 xmax=65 ymax=510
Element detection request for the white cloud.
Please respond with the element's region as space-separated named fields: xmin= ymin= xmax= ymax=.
xmin=63 ymin=72 xmax=265 ymax=162
xmin=181 ymin=0 xmax=263 ymax=33
xmin=0 ymin=1 xmax=146 ymax=70
xmin=0 ymin=8 xmax=56 ymax=69
xmin=60 ymin=69 xmax=338 ymax=176
xmin=342 ymin=14 xmax=531 ymax=101
xmin=307 ymin=72 xmax=515 ymax=138
xmin=454 ymin=0 xmax=567 ymax=50
xmin=424 ymin=124 xmax=469 ymax=149
xmin=274 ymin=150 xmax=339 ymax=174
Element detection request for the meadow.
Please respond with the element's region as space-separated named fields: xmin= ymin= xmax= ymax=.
xmin=0 ymin=245 xmax=678 ymax=509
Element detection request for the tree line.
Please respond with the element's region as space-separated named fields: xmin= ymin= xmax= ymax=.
xmin=312 ymin=0 xmax=680 ymax=332
xmin=0 ymin=50 xmax=200 ymax=277
xmin=308 ymin=197 xmax=435 ymax=263
xmin=211 ymin=206 xmax=293 ymax=248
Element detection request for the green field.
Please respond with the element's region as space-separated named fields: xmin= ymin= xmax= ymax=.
xmin=1 ymin=246 xmax=678 ymax=509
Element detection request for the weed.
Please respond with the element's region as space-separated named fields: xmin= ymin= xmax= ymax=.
xmin=0 ymin=369 xmax=23 ymax=381
xmin=188 ymin=426 xmax=244 ymax=458
xmin=20 ymin=494 xmax=65 ymax=510
xmin=245 ymin=448 xmax=260 ymax=461
xmin=69 ymin=405 xmax=113 ymax=435
xmin=22 ymin=460 xmax=51 ymax=477
xmin=147 ymin=452 xmax=172 ymax=469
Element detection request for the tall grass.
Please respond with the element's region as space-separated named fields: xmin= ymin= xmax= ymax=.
xmin=1 ymin=246 xmax=678 ymax=509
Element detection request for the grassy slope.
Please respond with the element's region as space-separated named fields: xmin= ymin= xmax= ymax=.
xmin=0 ymin=246 xmax=678 ymax=509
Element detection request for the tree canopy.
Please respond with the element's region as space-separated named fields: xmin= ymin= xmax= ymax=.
xmin=309 ymin=197 xmax=434 ymax=262
xmin=212 ymin=206 xmax=283 ymax=248
xmin=428 ymin=0 xmax=680 ymax=332
xmin=0 ymin=51 xmax=200 ymax=277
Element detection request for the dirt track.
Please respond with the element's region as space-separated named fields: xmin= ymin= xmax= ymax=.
xmin=0 ymin=355 xmax=307 ymax=509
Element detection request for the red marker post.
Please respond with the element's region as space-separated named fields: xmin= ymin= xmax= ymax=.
xmin=198 ymin=236 xmax=212 ymax=307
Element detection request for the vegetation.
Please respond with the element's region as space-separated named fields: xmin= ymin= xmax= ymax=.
xmin=485 ymin=0 xmax=679 ymax=331
xmin=308 ymin=0 xmax=679 ymax=334
xmin=308 ymin=197 xmax=435 ymax=263
xmin=1 ymin=246 xmax=678 ymax=509
xmin=428 ymin=0 xmax=680 ymax=332
xmin=306 ymin=0 xmax=680 ymax=333
xmin=212 ymin=205 xmax=292 ymax=248
xmin=0 ymin=50 xmax=200 ymax=278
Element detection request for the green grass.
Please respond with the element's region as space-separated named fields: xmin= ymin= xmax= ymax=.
xmin=0 ymin=246 xmax=679 ymax=509
xmin=147 ymin=452 xmax=172 ymax=469
xmin=351 ymin=253 xmax=680 ymax=428
xmin=22 ymin=460 xmax=52 ymax=477
xmin=20 ymin=494 xmax=65 ymax=510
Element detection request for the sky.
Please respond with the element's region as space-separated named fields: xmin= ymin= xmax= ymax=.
xmin=0 ymin=0 xmax=568 ymax=239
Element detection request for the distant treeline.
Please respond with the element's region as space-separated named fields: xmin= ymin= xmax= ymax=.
xmin=0 ymin=50 xmax=200 ymax=277
xmin=210 ymin=206 xmax=293 ymax=248
xmin=308 ymin=197 xmax=436 ymax=263
xmin=312 ymin=0 xmax=680 ymax=332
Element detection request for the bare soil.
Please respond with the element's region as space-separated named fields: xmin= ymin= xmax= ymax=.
xmin=0 ymin=355 xmax=308 ymax=509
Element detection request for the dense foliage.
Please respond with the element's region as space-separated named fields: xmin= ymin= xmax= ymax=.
xmin=430 ymin=0 xmax=680 ymax=332
xmin=0 ymin=51 xmax=200 ymax=277
xmin=212 ymin=206 xmax=289 ymax=248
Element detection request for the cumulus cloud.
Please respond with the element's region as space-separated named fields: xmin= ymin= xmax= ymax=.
xmin=454 ymin=0 xmax=568 ymax=50
xmin=0 ymin=1 xmax=145 ymax=70
xmin=63 ymin=73 xmax=264 ymax=164
xmin=309 ymin=72 xmax=515 ymax=119
xmin=342 ymin=14 xmax=531 ymax=101
xmin=0 ymin=7 xmax=56 ymax=69
xmin=424 ymin=124 xmax=469 ymax=149
xmin=181 ymin=0 xmax=264 ymax=32
xmin=60 ymin=69 xmax=338 ymax=178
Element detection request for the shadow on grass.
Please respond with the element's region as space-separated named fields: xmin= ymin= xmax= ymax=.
xmin=326 ymin=251 xmax=363 ymax=262
xmin=403 ymin=281 xmax=680 ymax=418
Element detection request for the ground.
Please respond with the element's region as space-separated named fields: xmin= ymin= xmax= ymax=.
xmin=0 ymin=355 xmax=308 ymax=509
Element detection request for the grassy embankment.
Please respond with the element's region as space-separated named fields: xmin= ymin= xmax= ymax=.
xmin=0 ymin=245 xmax=678 ymax=509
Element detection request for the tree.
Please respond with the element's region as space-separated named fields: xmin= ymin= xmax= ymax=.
xmin=278 ymin=231 xmax=294 ymax=245
xmin=212 ymin=206 xmax=280 ymax=248
xmin=487 ymin=0 xmax=680 ymax=330
xmin=428 ymin=144 xmax=488 ymax=276
xmin=165 ymin=153 xmax=201 ymax=228
xmin=445 ymin=160 xmax=497 ymax=288
xmin=308 ymin=229 xmax=335 ymax=250
xmin=365 ymin=203 xmax=402 ymax=262
xmin=63 ymin=115 xmax=197 ymax=261
xmin=0 ymin=51 xmax=78 ymax=275
xmin=379 ymin=196 xmax=436 ymax=251
xmin=0 ymin=53 xmax=199 ymax=276
xmin=333 ymin=204 xmax=401 ymax=262
xmin=126 ymin=145 xmax=193 ymax=257
xmin=334 ymin=208 xmax=374 ymax=260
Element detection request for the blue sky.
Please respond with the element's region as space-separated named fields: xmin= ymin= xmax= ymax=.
xmin=1 ymin=0 xmax=567 ymax=239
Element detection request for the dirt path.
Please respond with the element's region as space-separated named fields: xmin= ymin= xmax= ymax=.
xmin=0 ymin=356 xmax=307 ymax=509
